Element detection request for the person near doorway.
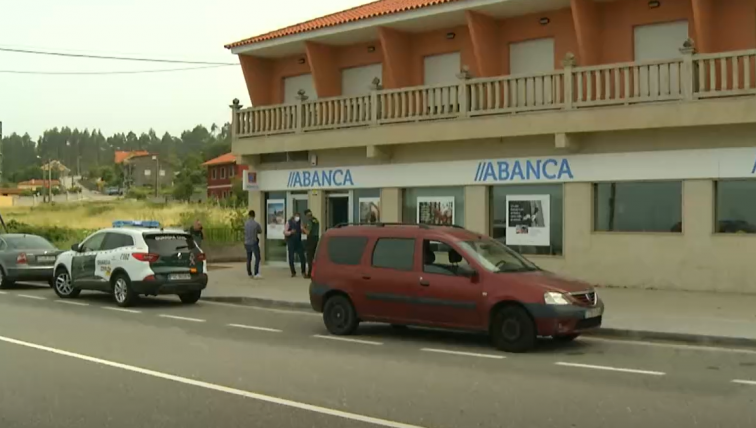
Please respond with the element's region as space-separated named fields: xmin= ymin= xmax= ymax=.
xmin=302 ymin=209 xmax=320 ymax=279
xmin=244 ymin=210 xmax=263 ymax=279
xmin=189 ymin=219 xmax=204 ymax=249
xmin=284 ymin=212 xmax=306 ymax=278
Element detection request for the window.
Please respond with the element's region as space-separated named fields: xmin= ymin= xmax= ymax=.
xmin=260 ymin=151 xmax=309 ymax=164
xmin=101 ymin=233 xmax=134 ymax=251
xmin=220 ymin=167 xmax=227 ymax=179
xmin=509 ymin=38 xmax=555 ymax=75
xmin=327 ymin=236 xmax=368 ymax=265
xmin=403 ymin=187 xmax=465 ymax=226
xmin=144 ymin=169 xmax=151 ymax=176
xmin=634 ymin=21 xmax=689 ymax=62
xmin=423 ymin=240 xmax=472 ymax=276
xmin=3 ymin=235 xmax=56 ymax=250
xmin=229 ymin=166 xmax=235 ymax=178
xmin=372 ymin=238 xmax=415 ymax=271
xmin=80 ymin=233 xmax=106 ymax=252
xmin=144 ymin=233 xmax=197 ymax=254
xmin=212 ymin=168 xmax=217 ymax=179
xmin=491 ymin=184 xmax=563 ymax=255
xmin=715 ymin=180 xmax=756 ymax=234
xmin=593 ymin=181 xmax=682 ymax=232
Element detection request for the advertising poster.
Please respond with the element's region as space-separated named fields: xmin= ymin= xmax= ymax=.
xmin=417 ymin=196 xmax=455 ymax=226
xmin=266 ymin=199 xmax=286 ymax=240
xmin=358 ymin=197 xmax=381 ymax=224
xmin=505 ymin=195 xmax=550 ymax=246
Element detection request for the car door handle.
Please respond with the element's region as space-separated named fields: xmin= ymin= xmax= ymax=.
xmin=362 ymin=275 xmax=371 ymax=280
xmin=419 ymin=279 xmax=430 ymax=287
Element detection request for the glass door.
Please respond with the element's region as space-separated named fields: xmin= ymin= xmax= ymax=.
xmin=326 ymin=192 xmax=353 ymax=229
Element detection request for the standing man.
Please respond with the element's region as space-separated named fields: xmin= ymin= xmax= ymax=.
xmin=302 ymin=209 xmax=320 ymax=279
xmin=244 ymin=210 xmax=263 ymax=279
xmin=189 ymin=219 xmax=204 ymax=249
xmin=284 ymin=212 xmax=306 ymax=278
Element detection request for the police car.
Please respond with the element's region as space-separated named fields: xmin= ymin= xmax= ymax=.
xmin=52 ymin=220 xmax=208 ymax=307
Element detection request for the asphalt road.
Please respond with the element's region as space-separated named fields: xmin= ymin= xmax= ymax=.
xmin=1 ymin=284 xmax=755 ymax=428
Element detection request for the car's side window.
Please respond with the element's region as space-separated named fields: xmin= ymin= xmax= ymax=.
xmin=371 ymin=238 xmax=415 ymax=271
xmin=100 ymin=233 xmax=134 ymax=251
xmin=80 ymin=233 xmax=106 ymax=252
xmin=422 ymin=240 xmax=472 ymax=277
xmin=0 ymin=239 xmax=7 ymax=251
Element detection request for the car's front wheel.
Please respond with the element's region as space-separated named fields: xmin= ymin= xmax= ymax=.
xmin=178 ymin=291 xmax=201 ymax=304
xmin=323 ymin=295 xmax=359 ymax=335
xmin=490 ymin=305 xmax=537 ymax=353
xmin=53 ymin=269 xmax=81 ymax=299
xmin=112 ymin=273 xmax=138 ymax=307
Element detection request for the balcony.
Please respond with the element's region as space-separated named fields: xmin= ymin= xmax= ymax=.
xmin=233 ymin=47 xmax=756 ymax=140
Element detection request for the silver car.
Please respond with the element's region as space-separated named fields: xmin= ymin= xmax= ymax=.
xmin=0 ymin=234 xmax=62 ymax=288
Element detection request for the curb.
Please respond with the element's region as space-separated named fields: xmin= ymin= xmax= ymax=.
xmin=203 ymin=296 xmax=756 ymax=349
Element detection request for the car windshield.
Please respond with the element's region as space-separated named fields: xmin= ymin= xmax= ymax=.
xmin=457 ymin=238 xmax=539 ymax=273
xmin=144 ymin=233 xmax=196 ymax=255
xmin=4 ymin=235 xmax=56 ymax=250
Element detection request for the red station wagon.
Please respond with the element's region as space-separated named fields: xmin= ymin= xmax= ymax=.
xmin=308 ymin=223 xmax=604 ymax=353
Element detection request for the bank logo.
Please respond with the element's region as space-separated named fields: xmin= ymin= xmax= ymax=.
xmin=474 ymin=158 xmax=574 ymax=182
xmin=288 ymin=168 xmax=355 ymax=188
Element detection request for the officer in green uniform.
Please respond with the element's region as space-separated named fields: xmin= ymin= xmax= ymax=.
xmin=302 ymin=209 xmax=320 ymax=279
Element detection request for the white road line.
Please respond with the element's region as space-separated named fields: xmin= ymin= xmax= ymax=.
xmin=55 ymin=300 xmax=90 ymax=307
xmin=202 ymin=300 xmax=319 ymax=316
xmin=0 ymin=290 xmax=7 ymax=295
xmin=159 ymin=314 xmax=205 ymax=323
xmin=421 ymin=348 xmax=505 ymax=360
xmin=228 ymin=324 xmax=283 ymax=333
xmin=0 ymin=334 xmax=425 ymax=428
xmin=312 ymin=335 xmax=383 ymax=346
xmin=17 ymin=294 xmax=46 ymax=300
xmin=732 ymin=379 xmax=756 ymax=386
xmin=555 ymin=362 xmax=665 ymax=376
xmin=582 ymin=337 xmax=756 ymax=355
xmin=103 ymin=307 xmax=142 ymax=314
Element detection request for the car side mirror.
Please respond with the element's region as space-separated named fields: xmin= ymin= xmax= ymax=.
xmin=71 ymin=243 xmax=80 ymax=252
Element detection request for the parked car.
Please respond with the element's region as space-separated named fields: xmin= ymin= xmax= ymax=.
xmin=105 ymin=187 xmax=123 ymax=196
xmin=308 ymin=223 xmax=604 ymax=353
xmin=0 ymin=234 xmax=62 ymax=288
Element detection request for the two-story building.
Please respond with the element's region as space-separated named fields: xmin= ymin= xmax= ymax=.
xmin=227 ymin=0 xmax=756 ymax=293
xmin=115 ymin=151 xmax=174 ymax=189
xmin=202 ymin=153 xmax=249 ymax=199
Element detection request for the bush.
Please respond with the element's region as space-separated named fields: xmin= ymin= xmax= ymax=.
xmin=20 ymin=189 xmax=34 ymax=197
xmin=126 ymin=187 xmax=151 ymax=200
xmin=4 ymin=220 xmax=94 ymax=249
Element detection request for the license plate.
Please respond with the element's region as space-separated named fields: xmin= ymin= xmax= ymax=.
xmin=37 ymin=256 xmax=56 ymax=263
xmin=169 ymin=273 xmax=191 ymax=281
xmin=585 ymin=307 xmax=603 ymax=319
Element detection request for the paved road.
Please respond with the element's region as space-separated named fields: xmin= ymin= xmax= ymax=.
xmin=1 ymin=284 xmax=755 ymax=428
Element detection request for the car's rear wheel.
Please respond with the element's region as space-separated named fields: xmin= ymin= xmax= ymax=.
xmin=323 ymin=295 xmax=359 ymax=335
xmin=490 ymin=305 xmax=537 ymax=353
xmin=53 ymin=269 xmax=80 ymax=298
xmin=553 ymin=333 xmax=580 ymax=343
xmin=0 ymin=267 xmax=13 ymax=289
xmin=178 ymin=291 xmax=201 ymax=304
xmin=112 ymin=274 xmax=138 ymax=307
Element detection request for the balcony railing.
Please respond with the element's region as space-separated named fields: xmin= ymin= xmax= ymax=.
xmin=233 ymin=47 xmax=756 ymax=139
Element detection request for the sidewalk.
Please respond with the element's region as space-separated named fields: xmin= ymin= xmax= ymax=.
xmin=204 ymin=263 xmax=756 ymax=347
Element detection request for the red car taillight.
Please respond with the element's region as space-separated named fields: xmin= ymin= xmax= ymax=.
xmin=16 ymin=253 xmax=27 ymax=264
xmin=196 ymin=253 xmax=206 ymax=262
xmin=132 ymin=253 xmax=160 ymax=262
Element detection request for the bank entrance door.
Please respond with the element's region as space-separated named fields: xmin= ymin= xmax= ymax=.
xmin=327 ymin=192 xmax=352 ymax=229
xmin=286 ymin=193 xmax=308 ymax=267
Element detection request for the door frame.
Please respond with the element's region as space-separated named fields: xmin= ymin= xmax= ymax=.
xmin=326 ymin=191 xmax=354 ymax=228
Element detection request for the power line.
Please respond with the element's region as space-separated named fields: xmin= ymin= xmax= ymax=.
xmin=0 ymin=47 xmax=237 ymax=65
xmin=0 ymin=65 xmax=235 ymax=75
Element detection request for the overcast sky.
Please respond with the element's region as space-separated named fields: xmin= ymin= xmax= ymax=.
xmin=0 ymin=0 xmax=372 ymax=139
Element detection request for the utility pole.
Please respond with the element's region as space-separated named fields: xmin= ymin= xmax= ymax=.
xmin=152 ymin=155 xmax=159 ymax=197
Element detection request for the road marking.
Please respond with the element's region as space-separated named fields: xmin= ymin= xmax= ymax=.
xmin=17 ymin=294 xmax=46 ymax=300
xmin=421 ymin=348 xmax=505 ymax=359
xmin=202 ymin=300 xmax=319 ymax=316
xmin=555 ymin=362 xmax=665 ymax=376
xmin=732 ymin=379 xmax=756 ymax=386
xmin=103 ymin=307 xmax=142 ymax=314
xmin=583 ymin=337 xmax=756 ymax=355
xmin=55 ymin=300 xmax=90 ymax=307
xmin=228 ymin=324 xmax=283 ymax=333
xmin=159 ymin=314 xmax=205 ymax=323
xmin=0 ymin=334 xmax=425 ymax=428
xmin=312 ymin=335 xmax=382 ymax=346
xmin=0 ymin=290 xmax=7 ymax=295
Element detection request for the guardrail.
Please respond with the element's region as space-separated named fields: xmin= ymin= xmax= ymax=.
xmin=233 ymin=46 xmax=756 ymax=138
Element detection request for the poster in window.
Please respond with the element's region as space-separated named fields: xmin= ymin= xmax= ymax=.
xmin=266 ymin=199 xmax=286 ymax=240
xmin=417 ymin=196 xmax=455 ymax=226
xmin=358 ymin=197 xmax=381 ymax=224
xmin=505 ymin=195 xmax=550 ymax=246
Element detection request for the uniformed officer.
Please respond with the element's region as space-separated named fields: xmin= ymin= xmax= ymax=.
xmin=302 ymin=209 xmax=320 ymax=279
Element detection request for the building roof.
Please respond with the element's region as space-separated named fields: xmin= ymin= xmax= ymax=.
xmin=114 ymin=150 xmax=151 ymax=164
xmin=225 ymin=0 xmax=461 ymax=49
xmin=202 ymin=153 xmax=237 ymax=166
xmin=18 ymin=179 xmax=61 ymax=186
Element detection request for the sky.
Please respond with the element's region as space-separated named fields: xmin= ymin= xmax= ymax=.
xmin=0 ymin=0 xmax=373 ymax=139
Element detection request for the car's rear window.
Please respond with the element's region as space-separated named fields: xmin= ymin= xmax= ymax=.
xmin=4 ymin=235 xmax=56 ymax=250
xmin=143 ymin=233 xmax=196 ymax=255
xmin=326 ymin=236 xmax=368 ymax=265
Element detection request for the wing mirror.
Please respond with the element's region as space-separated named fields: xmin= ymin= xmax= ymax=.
xmin=71 ymin=243 xmax=80 ymax=252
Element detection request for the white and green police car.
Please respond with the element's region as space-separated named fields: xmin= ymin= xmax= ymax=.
xmin=52 ymin=220 xmax=208 ymax=307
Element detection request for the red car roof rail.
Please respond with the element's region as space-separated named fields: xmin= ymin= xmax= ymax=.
xmin=333 ymin=222 xmax=466 ymax=230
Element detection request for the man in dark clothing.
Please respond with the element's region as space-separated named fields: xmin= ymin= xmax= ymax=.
xmin=244 ymin=210 xmax=263 ymax=279
xmin=284 ymin=212 xmax=306 ymax=278
xmin=302 ymin=209 xmax=320 ymax=279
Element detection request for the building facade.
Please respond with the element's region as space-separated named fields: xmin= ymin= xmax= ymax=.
xmin=202 ymin=153 xmax=249 ymax=199
xmin=123 ymin=154 xmax=174 ymax=188
xmin=227 ymin=0 xmax=756 ymax=293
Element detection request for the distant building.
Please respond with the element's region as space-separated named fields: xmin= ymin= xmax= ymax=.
xmin=17 ymin=179 xmax=61 ymax=190
xmin=202 ymin=153 xmax=247 ymax=199
xmin=122 ymin=154 xmax=174 ymax=188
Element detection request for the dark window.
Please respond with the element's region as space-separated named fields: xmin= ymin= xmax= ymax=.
xmin=326 ymin=236 xmax=368 ymax=265
xmin=229 ymin=166 xmax=235 ymax=178
xmin=287 ymin=151 xmax=309 ymax=162
xmin=715 ymin=180 xmax=756 ymax=234
xmin=423 ymin=240 xmax=471 ymax=276
xmin=80 ymin=233 xmax=107 ymax=252
xmin=100 ymin=233 xmax=135 ymax=251
xmin=143 ymin=233 xmax=196 ymax=255
xmin=594 ymin=182 xmax=682 ymax=232
xmin=490 ymin=184 xmax=564 ymax=255
xmin=211 ymin=168 xmax=217 ymax=179
xmin=260 ymin=151 xmax=309 ymax=164
xmin=3 ymin=235 xmax=56 ymax=250
xmin=372 ymin=238 xmax=415 ymax=271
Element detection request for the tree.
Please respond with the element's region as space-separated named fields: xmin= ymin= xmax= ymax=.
xmin=172 ymin=176 xmax=195 ymax=202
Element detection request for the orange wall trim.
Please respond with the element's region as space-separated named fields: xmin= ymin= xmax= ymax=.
xmin=305 ymin=42 xmax=341 ymax=98
xmin=378 ymin=27 xmax=413 ymax=89
xmin=571 ymin=0 xmax=601 ymax=65
xmin=239 ymin=55 xmax=273 ymax=107
xmin=466 ymin=10 xmax=502 ymax=77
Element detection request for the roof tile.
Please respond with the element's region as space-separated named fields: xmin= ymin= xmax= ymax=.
xmin=202 ymin=153 xmax=237 ymax=166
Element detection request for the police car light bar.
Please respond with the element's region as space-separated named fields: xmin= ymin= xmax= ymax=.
xmin=112 ymin=220 xmax=161 ymax=229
